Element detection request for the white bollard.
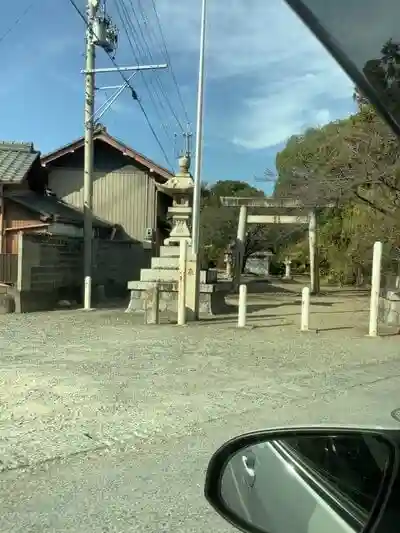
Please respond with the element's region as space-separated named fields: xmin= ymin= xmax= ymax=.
xmin=301 ymin=286 xmax=310 ymax=332
xmin=369 ymin=241 xmax=383 ymax=337
xmin=238 ymin=284 xmax=247 ymax=328
xmin=177 ymin=239 xmax=188 ymax=326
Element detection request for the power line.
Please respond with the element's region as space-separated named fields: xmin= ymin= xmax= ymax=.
xmin=114 ymin=0 xmax=176 ymax=148
xmin=122 ymin=0 xmax=185 ymax=133
xmin=128 ymin=0 xmax=186 ymax=132
xmin=0 ymin=2 xmax=35 ymax=46
xmin=149 ymin=0 xmax=190 ymax=127
xmin=67 ymin=0 xmax=174 ymax=170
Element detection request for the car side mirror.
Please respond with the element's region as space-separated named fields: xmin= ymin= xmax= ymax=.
xmin=204 ymin=427 xmax=399 ymax=533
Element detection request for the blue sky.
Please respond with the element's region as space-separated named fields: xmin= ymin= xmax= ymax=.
xmin=1 ymin=0 xmax=356 ymax=191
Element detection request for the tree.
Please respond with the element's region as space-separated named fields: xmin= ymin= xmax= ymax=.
xmin=272 ymin=97 xmax=400 ymax=285
xmin=275 ymin=105 xmax=400 ymax=216
xmin=363 ymin=39 xmax=400 ymax=123
xmin=200 ymin=180 xmax=272 ymax=269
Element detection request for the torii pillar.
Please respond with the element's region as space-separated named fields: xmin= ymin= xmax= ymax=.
xmin=309 ymin=211 xmax=320 ymax=294
xmin=234 ymin=205 xmax=247 ymax=288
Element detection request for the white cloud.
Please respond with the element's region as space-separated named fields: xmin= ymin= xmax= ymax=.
xmin=154 ymin=0 xmax=355 ymax=150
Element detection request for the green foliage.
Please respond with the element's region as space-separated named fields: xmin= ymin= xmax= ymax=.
xmin=200 ymin=181 xmax=270 ymax=268
xmin=273 ymin=94 xmax=400 ymax=285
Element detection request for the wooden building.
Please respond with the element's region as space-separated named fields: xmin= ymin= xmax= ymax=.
xmin=41 ymin=124 xmax=173 ymax=249
xmin=0 ymin=140 xmax=115 ymax=284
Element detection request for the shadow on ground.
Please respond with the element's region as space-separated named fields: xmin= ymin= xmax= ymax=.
xmin=220 ymin=301 xmax=335 ymax=315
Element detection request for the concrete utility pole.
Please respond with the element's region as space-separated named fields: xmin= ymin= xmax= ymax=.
xmin=83 ymin=0 xmax=98 ymax=310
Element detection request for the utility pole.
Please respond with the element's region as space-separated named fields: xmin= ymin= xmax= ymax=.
xmin=83 ymin=0 xmax=98 ymax=310
xmin=80 ymin=0 xmax=168 ymax=310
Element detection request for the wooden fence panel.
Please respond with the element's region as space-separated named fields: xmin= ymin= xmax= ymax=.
xmin=0 ymin=254 xmax=18 ymax=284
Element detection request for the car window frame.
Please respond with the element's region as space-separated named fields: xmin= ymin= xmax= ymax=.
xmin=271 ymin=439 xmax=369 ymax=530
xmin=283 ymin=0 xmax=400 ymax=137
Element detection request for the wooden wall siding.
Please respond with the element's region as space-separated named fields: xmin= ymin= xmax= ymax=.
xmin=5 ymin=203 xmax=36 ymax=229
xmin=0 ymin=253 xmax=17 ymax=284
xmin=48 ymin=167 xmax=157 ymax=241
xmin=4 ymin=203 xmax=39 ymax=254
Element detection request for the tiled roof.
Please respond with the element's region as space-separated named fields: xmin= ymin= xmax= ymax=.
xmin=6 ymin=191 xmax=114 ymax=229
xmin=0 ymin=142 xmax=39 ymax=183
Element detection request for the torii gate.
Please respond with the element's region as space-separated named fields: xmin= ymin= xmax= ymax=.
xmin=220 ymin=197 xmax=335 ymax=294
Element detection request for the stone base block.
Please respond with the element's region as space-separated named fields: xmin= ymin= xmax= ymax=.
xmin=379 ymin=290 xmax=400 ymax=326
xmin=126 ymin=281 xmax=233 ymax=317
xmin=0 ymin=285 xmax=16 ymax=314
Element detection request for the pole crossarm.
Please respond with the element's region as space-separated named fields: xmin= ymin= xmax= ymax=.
xmin=81 ymin=64 xmax=168 ymax=74
xmin=220 ymin=197 xmax=336 ymax=209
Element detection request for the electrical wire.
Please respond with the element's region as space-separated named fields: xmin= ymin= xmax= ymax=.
xmin=149 ymin=0 xmax=190 ymax=127
xmin=135 ymin=0 xmax=190 ymax=129
xmin=121 ymin=0 xmax=186 ymax=134
xmin=67 ymin=0 xmax=174 ymax=170
xmin=0 ymin=2 xmax=35 ymax=46
xmin=114 ymin=0 xmax=176 ymax=148
xmin=125 ymin=0 xmax=185 ymax=132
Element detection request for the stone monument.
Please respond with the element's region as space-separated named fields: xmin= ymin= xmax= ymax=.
xmin=126 ymin=155 xmax=230 ymax=319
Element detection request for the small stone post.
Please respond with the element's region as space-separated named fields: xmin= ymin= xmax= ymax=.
xmin=283 ymin=257 xmax=292 ymax=280
xmin=145 ymin=283 xmax=160 ymax=325
xmin=224 ymin=251 xmax=233 ymax=278
xmin=238 ymin=284 xmax=247 ymax=328
xmin=301 ymin=286 xmax=310 ymax=332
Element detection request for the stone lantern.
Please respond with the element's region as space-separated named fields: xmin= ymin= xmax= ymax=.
xmin=155 ymin=154 xmax=194 ymax=246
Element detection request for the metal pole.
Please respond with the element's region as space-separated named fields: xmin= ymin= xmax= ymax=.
xmin=83 ymin=0 xmax=97 ymax=310
xmin=96 ymin=85 xmax=125 ymax=91
xmin=192 ymin=0 xmax=207 ymax=254
xmin=93 ymin=72 xmax=137 ymax=122
xmin=369 ymin=241 xmax=382 ymax=337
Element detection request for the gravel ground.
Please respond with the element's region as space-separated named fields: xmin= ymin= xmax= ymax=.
xmin=0 ymin=287 xmax=400 ymax=532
